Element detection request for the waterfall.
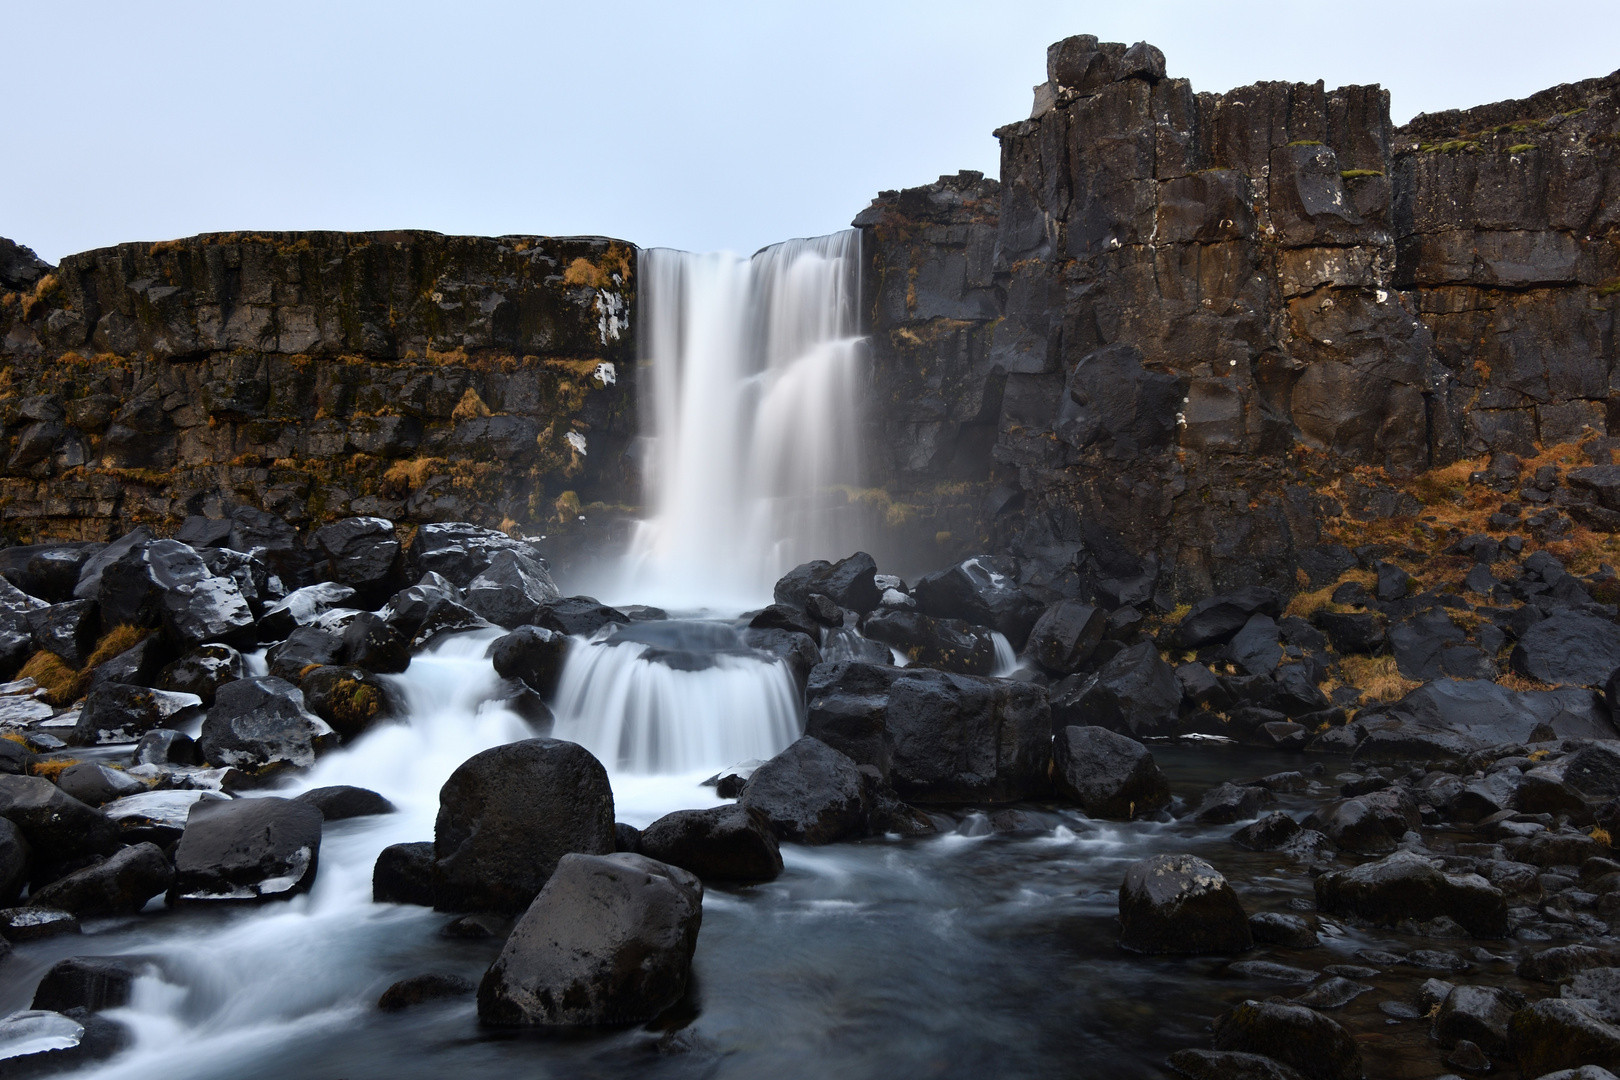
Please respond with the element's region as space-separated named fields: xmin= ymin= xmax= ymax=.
xmin=619 ymin=231 xmax=866 ymax=610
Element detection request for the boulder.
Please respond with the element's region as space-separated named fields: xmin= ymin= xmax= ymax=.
xmin=742 ymin=627 xmax=822 ymax=696
xmin=0 ymin=543 xmax=103 ymax=604
xmin=861 ymin=609 xmax=996 ymax=675
xmin=266 ymin=623 xmax=345 ymax=681
xmin=911 ymin=555 xmax=1043 ymax=648
xmin=299 ymin=666 xmax=396 ymax=742
xmin=309 ymin=516 xmax=404 ymax=608
xmin=101 ymin=789 xmax=225 ymax=845
xmin=132 ymin=728 xmax=199 ymax=767
xmin=1390 ymin=609 xmax=1494 ymax=681
xmin=1373 ymin=678 xmax=1617 ymax=754
xmin=72 ymin=527 xmax=155 ymax=602
xmin=1519 ymin=945 xmax=1619 ymax=984
xmin=1314 ymin=850 xmax=1509 ymax=937
xmin=378 ymin=973 xmax=476 ymax=1012
xmin=30 ymin=843 xmax=172 ymax=916
xmin=0 ymin=1009 xmax=129 ymax=1075
xmin=534 ymin=596 xmax=628 ymax=637
xmin=739 ymin=736 xmax=869 ymax=844
xmin=462 ymin=550 xmax=563 ymax=630
xmin=26 ymin=600 xmax=99 ymax=667
xmin=98 ymin=539 xmax=255 ymax=648
xmin=294 ymin=785 xmax=395 ymax=821
xmin=1312 ymin=610 xmax=1387 ymax=654
xmin=1303 ymin=790 xmax=1421 ymax=854
xmin=340 ymin=612 xmax=410 ymax=674
xmin=170 ymin=796 xmax=323 ymax=902
xmin=158 ymin=644 xmax=244 ymax=704
xmin=1228 ymin=614 xmax=1283 ymax=676
xmin=390 ymin=586 xmax=485 ymax=649
xmin=373 ymin=841 xmax=436 ymax=906
xmin=87 ymin=635 xmax=175 ymax=693
xmin=408 ymin=522 xmax=551 ymax=588
xmin=1212 ymin=999 xmax=1362 ymax=1080
xmin=1232 ymin=812 xmax=1304 ymax=852
xmin=876 ymin=668 xmax=1050 ymax=803
xmin=1051 ymin=725 xmax=1170 ymax=819
xmin=1249 ymin=912 xmax=1317 ymax=948
xmin=1165 ymin=1049 xmax=1307 ymax=1080
xmin=477 ymin=852 xmax=703 ymax=1027
xmin=748 ymin=603 xmax=821 ymax=639
xmin=1514 ymin=612 xmax=1620 ymax=688
xmin=0 ymin=609 xmax=33 ymax=680
xmin=1435 ymin=984 xmax=1523 ymax=1055
xmin=1510 ymin=999 xmax=1620 ymax=1077
xmin=69 ymin=682 xmax=202 ymax=746
xmin=0 ymin=775 xmax=118 ymax=859
xmin=1176 ymin=587 xmax=1283 ymax=648
xmin=1118 ymin=853 xmax=1252 ymax=954
xmin=489 ymin=625 xmax=570 ymax=698
xmin=199 ymin=547 xmax=270 ymax=615
xmin=30 ymin=956 xmax=140 ymax=1012
xmin=258 ymin=582 xmax=357 ymax=641
xmin=0 ymin=817 xmax=29 ymax=903
xmin=1024 ymin=601 xmax=1105 ymax=675
xmin=774 ymin=552 xmax=882 ymax=615
xmin=433 ymin=738 xmax=616 ymax=914
xmin=1193 ymin=782 xmax=1276 ymax=824
xmin=1048 ymin=641 xmax=1182 ymax=738
xmin=197 ymin=676 xmax=330 ymax=770
xmin=54 ymin=762 xmax=145 ymax=807
xmin=637 ymin=804 xmax=783 ymax=881
xmin=0 ymin=905 xmax=80 ymax=941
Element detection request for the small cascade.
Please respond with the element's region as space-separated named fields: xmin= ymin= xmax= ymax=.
xmin=550 ymin=621 xmax=802 ymax=774
xmin=991 ymin=632 xmax=1019 ymax=677
xmin=620 ymin=232 xmax=866 ymax=610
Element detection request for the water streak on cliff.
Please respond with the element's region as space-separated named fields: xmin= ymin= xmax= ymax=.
xmin=620 ymin=232 xmax=865 ymax=608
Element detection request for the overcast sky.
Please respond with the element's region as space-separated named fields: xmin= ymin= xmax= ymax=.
xmin=5 ymin=1 xmax=1617 ymax=263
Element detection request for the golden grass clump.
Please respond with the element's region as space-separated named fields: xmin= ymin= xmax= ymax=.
xmin=383 ymin=457 xmax=447 ymax=493
xmin=29 ymin=757 xmax=79 ymax=781
xmin=451 ymin=387 xmax=491 ymax=422
xmin=1335 ymin=654 xmax=1421 ymax=704
xmin=1497 ymin=670 xmax=1554 ymax=692
xmin=18 ymin=651 xmax=86 ymax=706
xmin=83 ymin=625 xmax=147 ymax=670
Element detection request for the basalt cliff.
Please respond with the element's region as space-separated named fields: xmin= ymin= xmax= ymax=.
xmin=2 ymin=37 xmax=1618 ymax=603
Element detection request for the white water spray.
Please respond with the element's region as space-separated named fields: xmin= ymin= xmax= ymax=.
xmin=619 ymin=232 xmax=866 ymax=610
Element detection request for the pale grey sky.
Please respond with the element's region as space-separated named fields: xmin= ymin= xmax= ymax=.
xmin=4 ymin=1 xmax=1617 ymax=263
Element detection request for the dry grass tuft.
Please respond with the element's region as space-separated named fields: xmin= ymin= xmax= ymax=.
xmin=83 ymin=625 xmax=148 ymax=670
xmin=1498 ymin=671 xmax=1554 ymax=693
xmin=383 ymin=457 xmax=446 ymax=493
xmin=19 ymin=651 xmax=86 ymax=706
xmin=1336 ymin=654 xmax=1421 ymax=704
xmin=451 ymin=387 xmax=491 ymax=422
xmin=29 ymin=757 xmax=79 ymax=782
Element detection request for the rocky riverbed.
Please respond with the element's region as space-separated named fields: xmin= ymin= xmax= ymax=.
xmin=0 ymin=505 xmax=1617 ymax=1078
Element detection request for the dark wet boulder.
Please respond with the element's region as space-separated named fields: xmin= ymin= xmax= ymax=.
xmin=1314 ymin=850 xmax=1508 ymax=937
xmin=0 ymin=817 xmax=29 ymax=903
xmin=818 ymin=626 xmax=894 ymax=666
xmin=101 ymin=790 xmax=225 ymax=846
xmin=408 ymin=522 xmax=550 ymax=588
xmin=0 ymin=1009 xmax=130 ymax=1075
xmin=1435 ymin=984 xmax=1523 ymax=1055
xmin=462 ymin=550 xmax=563 ymax=630
xmin=390 ymin=587 xmax=485 ymax=649
xmin=739 ymin=736 xmax=869 ymax=844
xmin=803 ymin=661 xmax=902 ymax=774
xmin=373 ymin=841 xmax=436 ymax=906
xmin=1390 ymin=609 xmax=1494 ymax=681
xmin=1052 ymin=725 xmax=1169 ymax=819
xmin=1312 ymin=610 xmax=1387 ymax=654
xmin=98 ymin=539 xmax=257 ymax=649
xmin=861 ymin=609 xmax=995 ymax=675
xmin=132 ymin=729 xmax=199 ymax=767
xmin=1194 ymin=782 xmax=1276 ymax=824
xmin=31 ymin=956 xmax=140 ymax=1013
xmin=741 ymin=627 xmax=822 ymax=696
xmin=199 ymin=547 xmax=270 ymax=616
xmin=1249 ymin=912 xmax=1317 ymax=949
xmin=1118 ymin=853 xmax=1252 ymax=955
xmin=748 ymin=603 xmax=821 ymax=639
xmin=308 ymin=516 xmax=405 ymax=608
xmin=171 ymin=796 xmax=323 ymax=902
xmin=1175 ymin=587 xmax=1283 ymax=649
xmin=0 ymin=609 xmax=33 ymax=681
xmin=1518 ymin=945 xmax=1620 ymax=984
xmin=1232 ymin=812 xmax=1303 ymax=852
xmin=880 ymin=669 xmax=1050 ymax=803
xmin=340 ymin=612 xmax=410 ymax=674
xmin=30 ymin=843 xmax=172 ymax=917
xmin=1024 ymin=601 xmax=1105 ymax=675
xmin=774 ymin=551 xmax=882 ymax=616
xmin=294 ymin=785 xmax=395 ymax=821
xmin=477 ymin=852 xmax=703 ymax=1027
xmin=300 ymin=665 xmax=396 ymax=742
xmin=1212 ymin=999 xmax=1361 ymax=1080
xmin=911 ymin=555 xmax=1043 ymax=648
xmin=1165 ymin=1049 xmax=1307 ymax=1080
xmin=378 ymin=973 xmax=476 ymax=1012
xmin=157 ymin=644 xmax=243 ymax=705
xmin=53 ymin=763 xmax=145 ymax=807
xmin=1514 ymin=612 xmax=1620 ymax=688
xmin=614 ymin=822 xmax=643 ymax=853
xmin=433 ymin=738 xmax=616 ymax=914
xmin=0 ymin=738 xmax=32 ymax=777
xmin=1509 ymin=999 xmax=1620 ymax=1077
xmin=266 ymin=623 xmax=346 ymax=681
xmin=0 ymin=905 xmax=79 ymax=942
xmin=87 ymin=634 xmax=175 ymax=693
xmin=0 ymin=775 xmax=118 ymax=859
xmin=69 ymin=682 xmax=202 ymax=747
xmin=223 ymin=506 xmax=308 ymax=587
xmin=1303 ymin=789 xmax=1421 ymax=854
xmin=1048 ymin=641 xmax=1181 ymax=738
xmin=638 ymin=804 xmax=782 ymax=881
xmin=489 ymin=625 xmax=570 ymax=698
xmin=1370 ymin=678 xmax=1618 ymax=755
xmin=197 ymin=675 xmax=330 ymax=770
xmin=26 ymin=600 xmax=99 ymax=667
xmin=72 ymin=527 xmax=155 ymax=602
xmin=0 ymin=543 xmax=103 ymax=604
xmin=534 ymin=596 xmax=628 ymax=637
xmin=257 ymin=582 xmax=356 ymax=642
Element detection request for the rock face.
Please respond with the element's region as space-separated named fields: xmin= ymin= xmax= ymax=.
xmin=1117 ymin=853 xmax=1252 ymax=954
xmin=477 ymin=852 xmax=702 ymax=1027
xmin=432 ymin=739 xmax=616 ymax=914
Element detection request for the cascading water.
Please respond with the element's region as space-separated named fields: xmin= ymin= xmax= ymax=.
xmin=619 ymin=232 xmax=866 ymax=610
